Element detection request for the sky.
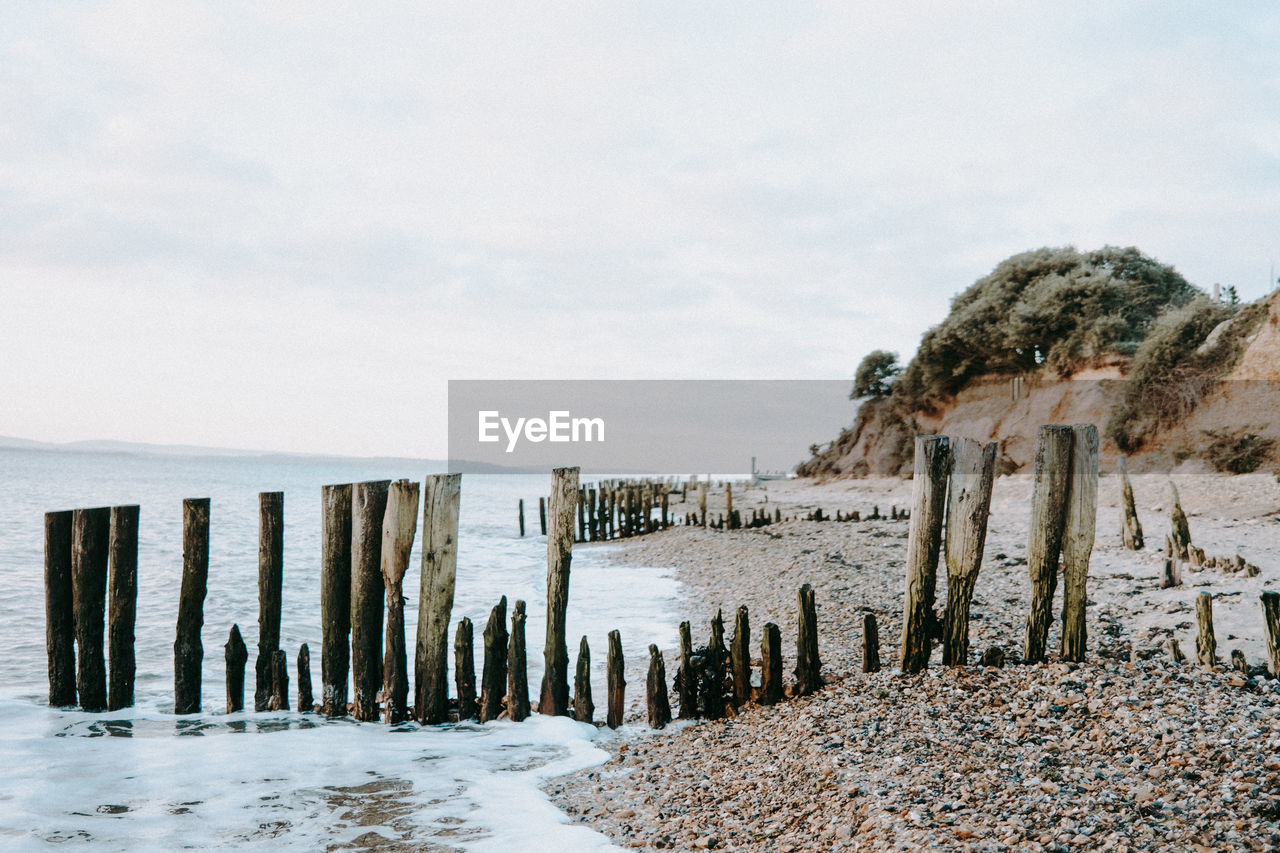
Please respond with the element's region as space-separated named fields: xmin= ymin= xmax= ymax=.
xmin=2 ymin=1 xmax=1278 ymax=458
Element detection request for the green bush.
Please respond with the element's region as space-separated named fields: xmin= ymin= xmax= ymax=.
xmin=851 ymin=350 xmax=900 ymax=398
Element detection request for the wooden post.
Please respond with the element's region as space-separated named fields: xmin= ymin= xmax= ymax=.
xmin=573 ymin=636 xmax=594 ymax=723
xmin=414 ymin=473 xmax=462 ymax=725
xmin=225 ymin=624 xmax=247 ymax=713
xmin=269 ymin=648 xmax=289 ymax=711
xmin=1023 ymin=426 xmax=1073 ymax=663
xmin=254 ymin=491 xmax=284 ymax=712
xmin=350 ymin=481 xmax=390 ymax=722
xmin=72 ymin=507 xmax=111 ymax=712
xmin=539 ymin=496 xmax=547 ymax=536
xmin=454 ymin=617 xmax=477 ymax=721
xmin=45 ymin=510 xmax=75 ymax=708
xmin=297 ymin=644 xmax=313 ymax=712
xmin=760 ymin=621 xmax=782 ymax=705
xmin=174 ymin=499 xmax=209 ymax=715
xmin=794 ymin=584 xmax=822 ymax=695
xmin=606 ymin=629 xmax=625 ymax=729
xmin=1165 ymin=637 xmax=1186 ymax=664
xmin=725 ymin=483 xmax=733 ymax=529
xmin=1118 ymin=456 xmax=1143 ymax=550
xmin=577 ymin=488 xmax=586 ymax=542
xmin=677 ymin=621 xmax=697 ymax=718
xmin=698 ymin=482 xmax=708 ymax=528
xmin=106 ymin=505 xmax=140 ymax=711
xmin=587 ymin=488 xmax=597 ymax=541
xmin=1231 ymin=649 xmax=1248 ymax=675
xmin=540 ymin=467 xmax=579 ymax=717
xmin=1061 ymin=424 xmax=1098 ymax=663
xmin=660 ymin=488 xmax=669 ymax=529
xmin=862 ymin=613 xmax=881 ymax=673
xmin=941 ymin=439 xmax=996 ymax=666
xmin=508 ymin=600 xmax=530 ymax=722
xmin=980 ymin=646 xmax=1005 ymax=668
xmin=479 ymin=596 xmax=509 ymax=723
xmin=518 ymin=498 xmax=525 ymax=537
xmin=1169 ymin=481 xmax=1192 ymax=560
xmin=730 ymin=605 xmax=751 ymax=707
xmin=1161 ymin=558 xmax=1182 ymax=589
xmin=703 ymin=613 xmax=726 ymax=719
xmin=1261 ymin=591 xmax=1280 ymax=677
xmin=900 ymin=435 xmax=950 ymax=673
xmin=381 ymin=479 xmax=420 ymax=725
xmin=1195 ymin=592 xmax=1217 ymax=667
xmin=647 ymin=644 xmax=671 ymax=729
xmin=320 ymin=483 xmax=353 ymax=718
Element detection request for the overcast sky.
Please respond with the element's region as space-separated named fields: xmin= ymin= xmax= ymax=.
xmin=2 ymin=2 xmax=1277 ymax=458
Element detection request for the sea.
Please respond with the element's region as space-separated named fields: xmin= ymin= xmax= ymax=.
xmin=0 ymin=448 xmax=686 ymax=851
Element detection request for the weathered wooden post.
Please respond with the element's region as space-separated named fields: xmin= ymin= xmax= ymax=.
xmin=677 ymin=621 xmax=697 ymax=718
xmin=730 ymin=605 xmax=751 ymax=707
xmin=518 ymin=498 xmax=525 ymax=537
xmin=941 ymin=439 xmax=996 ymax=666
xmin=539 ymin=496 xmax=547 ymax=536
xmin=225 ymin=624 xmax=247 ymax=713
xmin=1024 ymin=426 xmax=1073 ymax=663
xmin=72 ymin=507 xmax=111 ymax=712
xmin=573 ymin=636 xmax=594 ymax=723
xmin=794 ymin=584 xmax=822 ymax=695
xmin=454 ymin=617 xmax=477 ymax=721
xmin=703 ymin=614 xmax=726 ymax=719
xmin=1195 ymin=593 xmax=1217 ymax=667
xmin=174 ymin=498 xmax=210 ymax=715
xmin=760 ymin=621 xmax=782 ymax=705
xmin=698 ymin=482 xmax=708 ymax=528
xmin=1118 ymin=456 xmax=1143 ymax=550
xmin=1161 ymin=558 xmax=1183 ymax=589
xmin=297 ymin=644 xmax=313 ymax=712
xmin=320 ymin=483 xmax=352 ymax=718
xmin=254 ymin=491 xmax=284 ymax=712
xmin=1169 ymin=481 xmax=1192 ymax=560
xmin=647 ymin=644 xmax=671 ymax=729
xmin=45 ymin=510 xmax=76 ymax=708
xmin=1231 ymin=649 xmax=1248 ymax=675
xmin=1061 ymin=424 xmax=1098 ymax=663
xmin=577 ymin=488 xmax=586 ymax=542
xmin=540 ymin=467 xmax=579 ymax=717
xmin=508 ymin=600 xmax=530 ymax=722
xmin=660 ymin=488 xmax=669 ymax=529
xmin=1165 ymin=638 xmax=1186 ymax=664
xmin=381 ymin=479 xmax=420 ymax=725
xmin=863 ymin=613 xmax=881 ymax=673
xmin=106 ymin=505 xmax=140 ymax=711
xmin=269 ymin=648 xmax=289 ymax=711
xmin=414 ymin=473 xmax=462 ymax=725
xmin=725 ymin=483 xmax=734 ymax=530
xmin=350 ymin=480 xmax=390 ymax=722
xmin=1261 ymin=591 xmax=1280 ymax=677
xmin=606 ymin=629 xmax=625 ymax=729
xmin=587 ymin=487 xmax=597 ymax=541
xmin=901 ymin=435 xmax=950 ymax=673
xmin=479 ymin=596 xmax=509 ymax=723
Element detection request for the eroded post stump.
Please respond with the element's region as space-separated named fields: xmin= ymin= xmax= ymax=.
xmin=508 ymin=600 xmax=530 ymax=722
xmin=731 ymin=605 xmax=751 ymax=708
xmin=269 ymin=648 xmax=289 ymax=711
xmin=540 ymin=467 xmax=579 ymax=717
xmin=1195 ymin=592 xmax=1217 ymax=668
xmin=479 ymin=596 xmax=509 ymax=723
xmin=1118 ymin=456 xmax=1143 ymax=550
xmin=297 ymin=643 xmax=314 ymax=712
xmin=794 ymin=584 xmax=822 ymax=695
xmin=454 ymin=617 xmax=477 ymax=721
xmin=760 ymin=621 xmax=783 ymax=705
xmin=606 ymin=629 xmax=625 ymax=729
xmin=862 ymin=613 xmax=881 ymax=674
xmin=1024 ymin=426 xmax=1073 ymax=664
xmin=901 ymin=436 xmax=950 ymax=673
xmin=647 ymin=644 xmax=671 ymax=729
xmin=174 ymin=499 xmax=209 ymax=715
xmin=225 ymin=624 xmax=247 ymax=713
xmin=574 ymin=635 xmax=594 ymax=724
xmin=677 ymin=621 xmax=697 ymax=718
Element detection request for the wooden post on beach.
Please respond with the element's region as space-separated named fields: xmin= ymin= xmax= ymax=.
xmin=45 ymin=510 xmax=76 ymax=708
xmin=646 ymin=645 xmax=671 ymax=729
xmin=1169 ymin=481 xmax=1192 ymax=560
xmin=508 ymin=600 xmax=530 ymax=722
xmin=225 ymin=624 xmax=247 ymax=713
xmin=725 ymin=484 xmax=735 ymax=529
xmin=1061 ymin=424 xmax=1098 ymax=663
xmin=174 ymin=499 xmax=209 ymax=715
xmin=1165 ymin=638 xmax=1186 ymax=664
xmin=941 ymin=439 xmax=996 ymax=666
xmin=351 ymin=481 xmax=390 ymax=722
xmin=1024 ymin=426 xmax=1073 ymax=664
xmin=698 ymin=482 xmax=708 ymax=528
xmin=539 ymin=497 xmax=547 ymax=536
xmin=901 ymin=435 xmax=950 ymax=673
xmin=677 ymin=621 xmax=697 ymax=718
xmin=540 ymin=467 xmax=579 ymax=717
xmin=254 ymin=491 xmax=284 ymax=712
xmin=863 ymin=613 xmax=881 ymax=673
xmin=414 ymin=473 xmax=461 ymax=725
xmin=320 ymin=484 xmax=353 ymax=717
xmin=72 ymin=507 xmax=110 ymax=712
xmin=760 ymin=621 xmax=782 ymax=705
xmin=1195 ymin=593 xmax=1217 ymax=667
xmin=107 ymin=505 xmax=140 ymax=711
xmin=268 ymin=648 xmax=289 ymax=711
xmin=381 ymin=479 xmax=420 ymax=725
xmin=1161 ymin=558 xmax=1182 ymax=589
xmin=574 ymin=636 xmax=594 ymax=724
xmin=1231 ymin=648 xmax=1248 ymax=675
xmin=479 ymin=596 xmax=509 ymax=723
xmin=606 ymin=629 xmax=625 ymax=729
xmin=730 ymin=605 xmax=751 ymax=708
xmin=703 ymin=613 xmax=727 ymax=719
xmin=1261 ymin=592 xmax=1280 ymax=677
xmin=454 ymin=618 xmax=477 ymax=721
xmin=297 ymin=644 xmax=313 ymax=712
xmin=1118 ymin=456 xmax=1144 ymax=550
xmin=794 ymin=584 xmax=822 ymax=695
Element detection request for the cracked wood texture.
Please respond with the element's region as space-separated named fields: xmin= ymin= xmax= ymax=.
xmin=941 ymin=438 xmax=996 ymax=666
xmin=1023 ymin=426 xmax=1072 ymax=664
xmin=381 ymin=479 xmax=420 ymax=724
xmin=540 ymin=467 xmax=579 ymax=717
xmin=900 ymin=436 xmax=950 ymax=674
xmin=414 ymin=473 xmax=461 ymax=725
xmin=1061 ymin=424 xmax=1098 ymax=663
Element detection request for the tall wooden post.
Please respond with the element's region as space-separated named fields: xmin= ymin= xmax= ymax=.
xmin=941 ymin=439 xmax=996 ymax=666
xmin=1024 ymin=426 xmax=1073 ymax=663
xmin=225 ymin=624 xmax=247 ymax=713
xmin=72 ymin=507 xmax=111 ymax=712
xmin=900 ymin=435 xmax=950 ymax=673
xmin=350 ymin=480 xmax=390 ymax=722
xmin=1261 ymin=591 xmax=1280 ymax=677
xmin=1061 ymin=424 xmax=1098 ymax=663
xmin=698 ymin=482 xmax=708 ymax=527
xmin=479 ymin=596 xmax=509 ymax=723
xmin=1195 ymin=592 xmax=1217 ymax=667
xmin=518 ymin=498 xmax=525 ymax=537
xmin=540 ymin=467 xmax=579 ymax=717
xmin=1118 ymin=455 xmax=1143 ymax=550
xmin=45 ymin=510 xmax=75 ymax=708
xmin=414 ymin=473 xmax=462 ymax=725
xmin=646 ymin=645 xmax=671 ymax=729
xmin=677 ymin=621 xmax=696 ymax=718
xmin=759 ymin=621 xmax=782 ymax=705
xmin=254 ymin=491 xmax=284 ymax=712
xmin=508 ymin=600 xmax=530 ymax=721
xmin=454 ymin=617 xmax=477 ymax=721
xmin=606 ymin=629 xmax=625 ymax=729
xmin=573 ymin=636 xmax=594 ymax=724
xmin=174 ymin=498 xmax=210 ymax=715
xmin=320 ymin=483 xmax=353 ymax=717
xmin=794 ymin=585 xmax=822 ymax=695
xmin=862 ymin=613 xmax=881 ymax=673
xmin=730 ymin=605 xmax=751 ymax=707
xmin=107 ymin=504 xmax=140 ymax=711
xmin=381 ymin=479 xmax=419 ymax=725
xmin=539 ymin=496 xmax=547 ymax=536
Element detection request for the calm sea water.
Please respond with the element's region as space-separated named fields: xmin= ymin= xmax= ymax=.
xmin=0 ymin=448 xmax=682 ymax=851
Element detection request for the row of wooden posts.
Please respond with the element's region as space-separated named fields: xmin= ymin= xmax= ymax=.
xmin=1163 ymin=590 xmax=1280 ymax=680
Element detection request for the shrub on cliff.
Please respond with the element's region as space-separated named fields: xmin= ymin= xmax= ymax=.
xmin=851 ymin=350 xmax=900 ymax=399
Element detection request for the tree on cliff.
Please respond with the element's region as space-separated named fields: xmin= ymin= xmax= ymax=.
xmin=851 ymin=350 xmax=900 ymax=399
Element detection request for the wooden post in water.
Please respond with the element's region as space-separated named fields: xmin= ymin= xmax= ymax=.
xmin=941 ymin=439 xmax=996 ymax=666
xmin=174 ymin=498 xmax=210 ymax=715
xmin=1195 ymin=592 xmax=1217 ymax=667
xmin=1261 ymin=591 xmax=1280 ymax=677
xmin=225 ymin=624 xmax=247 ymax=713
xmin=900 ymin=436 xmax=950 ymax=673
xmin=350 ymin=481 xmax=390 ymax=722
xmin=1118 ymin=456 xmax=1144 ymax=550
xmin=862 ymin=613 xmax=881 ymax=673
xmin=454 ymin=618 xmax=478 ymax=721
xmin=479 ymin=596 xmax=509 ymax=723
xmin=107 ymin=505 xmax=140 ymax=711
xmin=539 ymin=496 xmax=547 ymax=536
xmin=1061 ymin=424 xmax=1098 ymax=663
xmin=577 ymin=488 xmax=586 ymax=543
xmin=573 ymin=636 xmax=593 ymax=723
xmin=677 ymin=621 xmax=696 ymax=718
xmin=1023 ymin=426 xmax=1073 ymax=664
xmin=540 ymin=467 xmax=579 ymax=717
xmin=269 ymin=648 xmax=289 ymax=711
xmin=320 ymin=483 xmax=352 ymax=718
xmin=45 ymin=510 xmax=76 ymax=708
xmin=587 ymin=488 xmax=597 ymax=541
xmin=646 ymin=644 xmax=671 ymax=729
xmin=606 ymin=629 xmax=625 ymax=729
xmin=297 ymin=644 xmax=313 ymax=712
xmin=414 ymin=473 xmax=462 ymax=725
xmin=254 ymin=491 xmax=284 ymax=712
xmin=730 ymin=605 xmax=751 ymax=708
xmin=508 ymin=600 xmax=530 ymax=722
xmin=759 ymin=621 xmax=782 ymax=705
xmin=794 ymin=584 xmax=822 ymax=695
xmin=381 ymin=479 xmax=420 ymax=725
xmin=72 ymin=507 xmax=111 ymax=712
